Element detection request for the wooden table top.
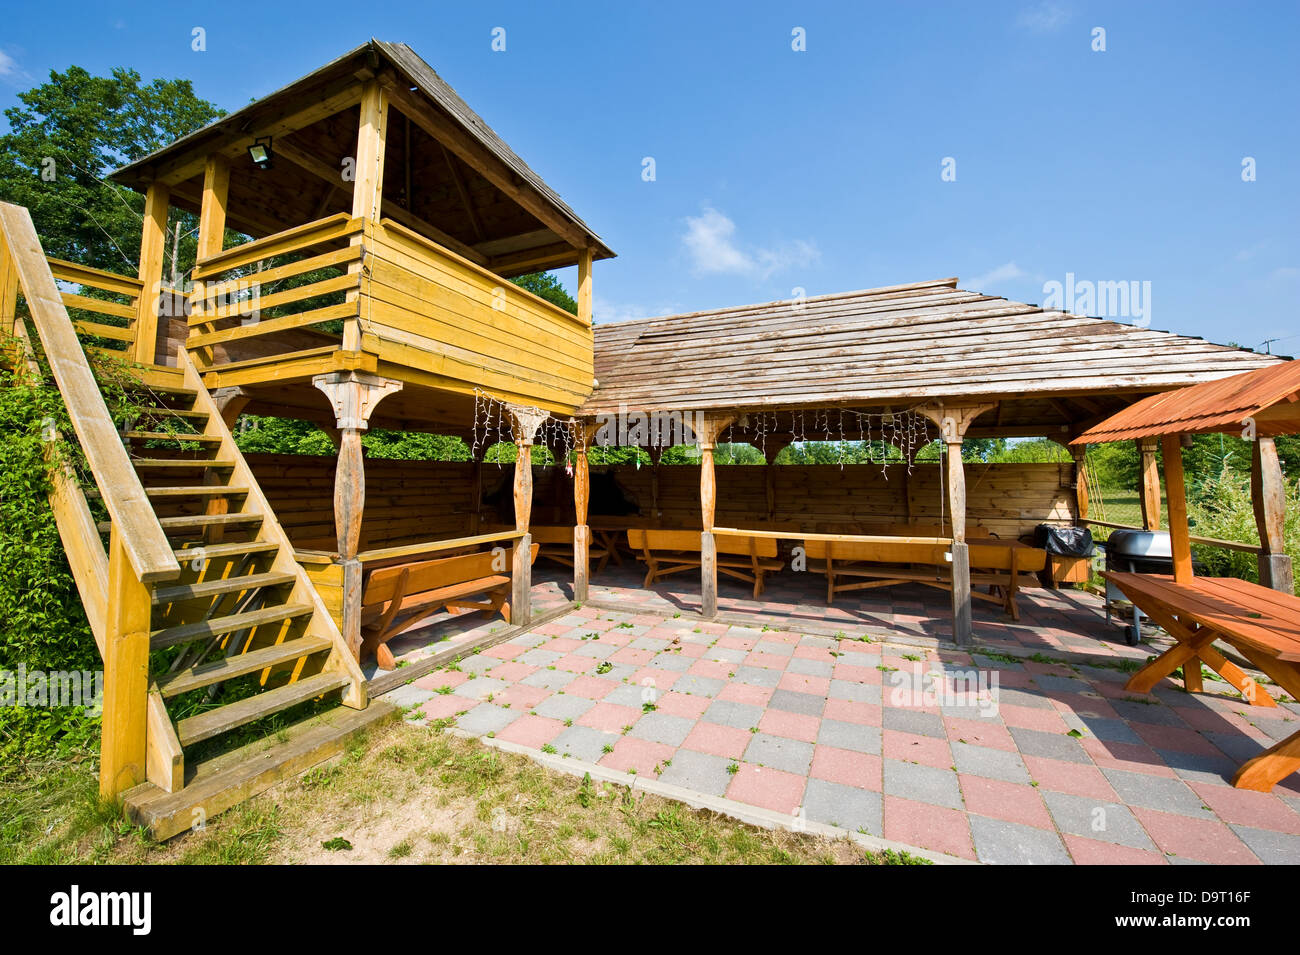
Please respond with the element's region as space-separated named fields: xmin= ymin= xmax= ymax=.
xmin=1104 ymin=572 xmax=1300 ymax=662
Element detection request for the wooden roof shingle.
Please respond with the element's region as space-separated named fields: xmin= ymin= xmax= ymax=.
xmin=582 ymin=279 xmax=1281 ymax=415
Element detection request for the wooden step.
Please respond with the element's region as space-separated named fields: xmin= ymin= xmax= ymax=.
xmin=123 ymin=700 xmax=397 ymax=840
xmin=173 ymin=541 xmax=279 ymax=563
xmin=145 ymin=486 xmax=250 ymax=499
xmin=155 ymin=635 xmax=334 ymax=698
xmin=99 ymin=512 xmax=264 ymax=534
xmin=130 ymin=408 xmax=209 ymax=420
xmin=123 ymin=431 xmax=221 ymax=443
xmin=151 ymin=603 xmax=314 ymax=650
xmin=152 ymin=571 xmax=297 ymax=606
xmin=175 ymin=671 xmax=351 ymax=748
xmin=132 ymin=458 xmax=234 ymax=469
xmin=126 ymin=382 xmax=198 ymax=399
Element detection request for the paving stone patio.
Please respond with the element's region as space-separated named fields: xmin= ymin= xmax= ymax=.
xmin=383 ymin=592 xmax=1300 ymax=864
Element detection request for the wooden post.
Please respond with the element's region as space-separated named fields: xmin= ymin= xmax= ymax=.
xmin=577 ymin=247 xmax=593 ymax=323
xmin=763 ymin=438 xmax=790 ymax=523
xmin=313 ymin=371 xmax=402 ymax=656
xmin=572 ymin=422 xmax=594 ymax=602
xmin=508 ymin=405 xmax=547 ymax=625
xmin=1252 ymin=437 xmax=1294 ymax=594
xmin=697 ymin=414 xmax=734 ymax=618
xmin=347 ymin=79 xmax=388 ymax=352
xmin=921 ymin=403 xmax=995 ymax=644
xmin=0 ymin=229 xmax=16 ymax=339
xmin=1071 ymin=445 xmax=1090 ymax=523
xmin=468 ymin=456 xmax=483 ymax=535
xmin=133 ymin=182 xmax=169 ymax=365
xmin=1161 ymin=434 xmax=1194 ymax=585
xmin=197 ymin=154 xmax=230 ymax=260
xmin=1138 ymin=437 xmax=1162 ymax=531
xmin=100 ymin=529 xmax=151 ymax=798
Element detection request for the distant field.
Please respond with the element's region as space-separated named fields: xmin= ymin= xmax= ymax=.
xmin=1089 ymin=489 xmax=1166 ymax=533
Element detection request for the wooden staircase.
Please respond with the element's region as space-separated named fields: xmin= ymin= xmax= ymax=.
xmin=0 ymin=200 xmax=395 ymax=840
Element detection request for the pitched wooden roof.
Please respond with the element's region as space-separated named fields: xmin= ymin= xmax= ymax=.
xmin=582 ymin=279 xmax=1280 ymax=415
xmin=111 ymin=40 xmax=612 ymax=264
xmin=1072 ymin=359 xmax=1300 ymax=443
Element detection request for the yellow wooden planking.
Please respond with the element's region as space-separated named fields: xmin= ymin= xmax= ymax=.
xmin=188 ymin=301 xmax=357 ymax=348
xmin=198 ymin=245 xmax=362 ymax=300
xmin=74 ymin=320 xmax=135 ymax=342
xmin=191 ymin=272 xmax=358 ymax=325
xmin=193 ymin=213 xmax=361 ymax=279
xmin=47 ymin=257 xmax=144 ymax=296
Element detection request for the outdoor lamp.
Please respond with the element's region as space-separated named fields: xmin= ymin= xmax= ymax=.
xmin=248 ymin=136 xmax=273 ymax=169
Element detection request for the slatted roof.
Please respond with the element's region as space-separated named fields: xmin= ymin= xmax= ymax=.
xmin=583 ymin=279 xmax=1281 ymax=416
xmin=1072 ymin=359 xmax=1300 ymax=443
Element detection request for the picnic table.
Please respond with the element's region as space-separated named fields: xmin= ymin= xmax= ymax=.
xmin=1106 ymin=570 xmax=1300 ymax=792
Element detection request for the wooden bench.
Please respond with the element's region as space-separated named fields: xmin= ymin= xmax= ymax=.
xmin=529 ymin=524 xmax=611 ymax=575
xmin=358 ymin=544 xmax=538 ymax=669
xmin=627 ymin=528 xmax=783 ymax=598
xmin=802 ymin=537 xmax=1046 ymax=619
xmin=1107 ymin=571 xmax=1300 ymax=792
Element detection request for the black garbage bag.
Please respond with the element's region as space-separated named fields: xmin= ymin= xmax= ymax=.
xmin=1033 ymin=524 xmax=1095 ymax=557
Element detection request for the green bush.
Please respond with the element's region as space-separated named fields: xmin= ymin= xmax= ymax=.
xmin=1187 ymin=468 xmax=1300 ymax=582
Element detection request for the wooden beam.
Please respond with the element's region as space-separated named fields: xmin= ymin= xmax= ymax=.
xmin=1138 ymin=437 xmax=1162 ymax=531
xmin=384 ymin=82 xmax=591 ymax=251
xmin=577 ymin=247 xmax=593 ymax=326
xmin=508 ymin=405 xmax=547 ymax=625
xmin=441 ymin=144 xmax=485 ymax=242
xmin=1071 ymin=445 xmax=1090 ymax=523
xmin=101 ymin=530 xmax=151 ymax=797
xmin=697 ymin=413 xmax=736 ymax=618
xmin=1161 ymin=433 xmax=1194 ymax=585
xmin=197 ymin=154 xmax=230 ymax=260
xmin=1252 ymin=437 xmax=1294 ymax=594
xmin=572 ymin=422 xmax=597 ymax=602
xmin=134 ymin=183 xmax=169 ymax=365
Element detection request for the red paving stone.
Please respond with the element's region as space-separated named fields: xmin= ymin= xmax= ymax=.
xmin=495 ymin=715 xmax=565 ymax=749
xmin=598 ymin=737 xmax=676 ymax=776
xmin=726 ymin=763 xmax=807 ymax=814
xmin=1023 ymin=755 xmax=1120 ymax=800
xmin=681 ymin=722 xmax=753 ymax=760
xmin=884 ymin=797 xmax=975 ymax=860
xmin=824 ymin=699 xmax=883 ymax=725
xmin=1062 ymin=834 xmax=1169 ymax=865
xmin=943 ymin=716 xmax=1017 ymax=751
xmin=1189 ymin=782 xmax=1300 ymax=834
xmin=959 ymin=775 xmax=1053 ymax=830
xmin=758 ymin=708 xmax=820 ymax=743
xmin=486 ymin=661 xmax=537 ymax=683
xmin=811 ymin=746 xmax=882 ymax=790
xmin=419 ymin=695 xmax=474 ymax=721
xmin=778 ymin=671 xmax=831 ymax=696
xmin=717 ymin=682 xmax=774 ymax=706
xmin=494 ymin=684 xmax=552 ymax=710
xmin=656 ymin=691 xmax=712 ymax=720
xmin=561 ymin=675 xmax=616 ymax=700
xmin=1132 ymin=808 xmax=1262 ymax=865
xmin=578 ymin=702 xmax=643 ymax=732
xmin=882 ymin=730 xmax=953 ymax=769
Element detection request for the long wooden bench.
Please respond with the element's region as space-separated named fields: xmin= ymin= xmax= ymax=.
xmin=802 ymin=537 xmax=1046 ymax=619
xmin=627 ymin=528 xmax=783 ymax=598
xmin=530 ymin=524 xmax=611 ymax=575
xmin=359 ymin=544 xmax=538 ymax=669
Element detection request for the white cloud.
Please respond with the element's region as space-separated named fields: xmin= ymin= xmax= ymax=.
xmin=0 ymin=50 xmax=20 ymax=78
xmin=1269 ymin=266 xmax=1300 ymax=281
xmin=967 ymin=261 xmax=1027 ymax=290
xmin=682 ymin=206 xmax=818 ymax=279
xmin=1016 ymin=2 xmax=1071 ymax=33
xmin=592 ymin=295 xmax=684 ymax=324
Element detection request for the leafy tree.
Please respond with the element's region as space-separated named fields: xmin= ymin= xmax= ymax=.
xmin=0 ymin=66 xmax=223 ymax=277
xmin=511 ymin=272 xmax=576 ymax=314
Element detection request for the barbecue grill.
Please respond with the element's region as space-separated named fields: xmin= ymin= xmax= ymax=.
xmin=1102 ymin=529 xmax=1203 ymax=644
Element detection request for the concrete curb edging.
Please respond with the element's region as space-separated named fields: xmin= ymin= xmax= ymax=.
xmin=446 ymin=727 xmax=976 ymax=866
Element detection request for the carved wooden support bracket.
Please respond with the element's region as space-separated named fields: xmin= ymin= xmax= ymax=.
xmin=312 ymin=370 xmax=403 ymax=432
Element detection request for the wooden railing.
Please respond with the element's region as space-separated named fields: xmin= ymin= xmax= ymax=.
xmin=1082 ymin=519 xmax=1263 ymax=555
xmin=188 ymin=213 xmax=363 ymax=364
xmin=47 ymin=257 xmax=144 ymax=361
xmin=0 ymin=201 xmax=181 ymax=798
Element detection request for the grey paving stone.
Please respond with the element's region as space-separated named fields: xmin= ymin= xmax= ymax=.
xmin=787 ymin=657 xmax=834 ymax=678
xmin=454 ymin=703 xmax=519 ymax=736
xmin=744 ymin=732 xmax=815 ymax=775
xmin=551 ymin=725 xmax=619 ymax=762
xmin=818 ymin=719 xmax=882 ymax=755
xmin=798 ymin=635 xmax=837 ymax=651
xmin=1008 ymin=726 xmax=1090 ymax=764
xmin=1073 ymin=715 xmax=1143 ymax=744
xmin=631 ymin=711 xmax=695 ymax=747
xmin=510 ymin=633 xmax=550 ymax=649
xmin=672 ymin=673 xmax=726 ymax=698
xmin=972 ymin=653 xmax=1024 ymax=671
xmin=573 ymin=641 xmax=616 ymax=659
xmin=829 ymin=679 xmax=881 ymax=704
xmin=1202 ymin=732 xmax=1267 ymax=764
xmin=970 ymin=815 xmax=1072 ymax=865
xmin=457 ymin=654 xmax=500 ymax=676
xmin=630 ymin=635 xmax=668 ymax=651
xmin=1101 ymin=768 xmax=1215 ymax=818
xmin=520 ymin=667 xmax=578 ymax=691
xmin=1229 ymin=825 xmax=1297 ymax=865
xmin=703 ymin=646 xmax=748 ymax=664
xmin=382 ymin=683 xmax=436 ymax=709
xmin=802 ymin=778 xmax=882 ymax=835
xmin=1041 ymin=791 xmax=1156 ymax=849
xmin=533 ymin=693 xmax=595 ymax=722
xmin=883 ymin=759 xmax=962 ymax=810
xmin=1110 ymin=699 xmax=1186 ymax=726
xmin=604 ymin=682 xmax=653 ymax=707
xmin=940 ymin=702 xmax=994 ymax=721
xmin=951 ymin=743 xmax=1030 ymax=784
xmin=453 ymin=677 xmax=513 ymax=702
xmin=1158 ymin=749 xmax=1238 ymax=786
xmin=517 ymin=648 xmax=564 ymax=668
xmin=648 ymin=652 xmax=693 ymax=672
xmin=704 ymin=699 xmax=765 ymax=730
xmin=1033 ymin=674 xmax=1093 ymax=695
xmin=734 ymin=665 xmax=782 ymax=689
xmin=883 ymin=707 xmax=946 ymax=739
xmin=754 ymin=640 xmax=795 ymax=657
xmin=658 ymin=749 xmax=734 ymax=796
xmin=997 ymin=687 xmax=1055 ymax=710
xmin=768 ymin=689 xmax=825 ymax=717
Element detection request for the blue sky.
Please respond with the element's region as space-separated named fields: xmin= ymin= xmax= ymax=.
xmin=2 ymin=0 xmax=1297 ymax=352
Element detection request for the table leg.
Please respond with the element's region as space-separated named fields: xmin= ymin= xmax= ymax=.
xmin=1232 ymin=731 xmax=1300 ymax=792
